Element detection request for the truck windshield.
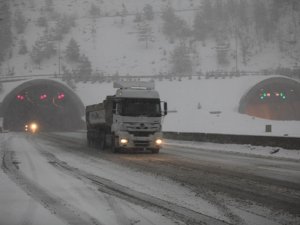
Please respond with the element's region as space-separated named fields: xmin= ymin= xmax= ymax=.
xmin=120 ymin=99 xmax=161 ymax=117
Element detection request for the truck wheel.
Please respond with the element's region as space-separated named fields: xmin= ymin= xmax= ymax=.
xmin=99 ymin=131 xmax=105 ymax=150
xmin=151 ymin=148 xmax=160 ymax=154
xmin=87 ymin=137 xmax=91 ymax=147
xmin=87 ymin=133 xmax=91 ymax=147
xmin=111 ymin=135 xmax=118 ymax=153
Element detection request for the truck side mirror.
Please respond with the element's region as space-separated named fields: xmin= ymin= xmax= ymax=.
xmin=164 ymin=102 xmax=168 ymax=116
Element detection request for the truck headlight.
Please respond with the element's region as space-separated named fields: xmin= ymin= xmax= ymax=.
xmin=30 ymin=123 xmax=38 ymax=133
xmin=120 ymin=138 xmax=128 ymax=145
xmin=155 ymin=139 xmax=162 ymax=145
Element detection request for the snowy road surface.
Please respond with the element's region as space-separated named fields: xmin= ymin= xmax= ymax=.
xmin=1 ymin=132 xmax=300 ymax=225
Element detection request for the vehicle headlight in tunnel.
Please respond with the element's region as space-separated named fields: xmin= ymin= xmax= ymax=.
xmin=155 ymin=139 xmax=162 ymax=145
xmin=120 ymin=138 xmax=128 ymax=145
xmin=30 ymin=123 xmax=38 ymax=133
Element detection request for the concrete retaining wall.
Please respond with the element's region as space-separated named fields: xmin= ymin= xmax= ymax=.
xmin=163 ymin=132 xmax=300 ymax=150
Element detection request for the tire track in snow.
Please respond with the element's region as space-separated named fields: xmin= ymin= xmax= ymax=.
xmin=28 ymin=135 xmax=137 ymax=225
xmin=1 ymin=136 xmax=103 ymax=225
xmin=37 ymin=149 xmax=231 ymax=225
xmin=40 ymin=132 xmax=294 ymax=225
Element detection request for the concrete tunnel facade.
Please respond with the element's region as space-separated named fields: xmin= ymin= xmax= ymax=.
xmin=239 ymin=77 xmax=300 ymax=120
xmin=1 ymin=76 xmax=299 ymax=132
xmin=0 ymin=79 xmax=85 ymax=131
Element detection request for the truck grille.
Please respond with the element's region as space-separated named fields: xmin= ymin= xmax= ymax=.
xmin=129 ymin=131 xmax=155 ymax=137
xmin=133 ymin=140 xmax=150 ymax=147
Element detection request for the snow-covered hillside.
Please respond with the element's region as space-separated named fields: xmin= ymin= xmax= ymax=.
xmin=2 ymin=0 xmax=300 ymax=77
xmin=1 ymin=0 xmax=300 ymax=137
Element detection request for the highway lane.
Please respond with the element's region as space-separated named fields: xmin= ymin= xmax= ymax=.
xmin=1 ymin=133 xmax=184 ymax=225
xmin=41 ymin=132 xmax=300 ymax=224
xmin=1 ymin=132 xmax=300 ymax=225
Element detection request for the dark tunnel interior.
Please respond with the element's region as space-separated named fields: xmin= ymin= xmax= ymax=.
xmin=2 ymin=82 xmax=84 ymax=131
xmin=239 ymin=77 xmax=300 ymax=120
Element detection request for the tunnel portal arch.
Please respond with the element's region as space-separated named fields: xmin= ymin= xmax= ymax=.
xmin=1 ymin=79 xmax=85 ymax=131
xmin=239 ymin=77 xmax=300 ymax=120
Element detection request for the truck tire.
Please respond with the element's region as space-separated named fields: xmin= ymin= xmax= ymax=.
xmin=99 ymin=131 xmax=105 ymax=150
xmin=111 ymin=135 xmax=118 ymax=153
xmin=87 ymin=133 xmax=93 ymax=147
xmin=87 ymin=137 xmax=91 ymax=147
xmin=151 ymin=148 xmax=160 ymax=154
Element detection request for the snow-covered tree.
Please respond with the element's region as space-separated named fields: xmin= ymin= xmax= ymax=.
xmin=161 ymin=7 xmax=190 ymax=41
xmin=18 ymin=39 xmax=28 ymax=55
xmin=36 ymin=16 xmax=48 ymax=27
xmin=253 ymin=0 xmax=270 ymax=42
xmin=120 ymin=3 xmax=128 ymax=24
xmin=77 ymin=54 xmax=92 ymax=79
xmin=0 ymin=0 xmax=12 ymax=62
xmin=14 ymin=11 xmax=27 ymax=34
xmin=133 ymin=12 xmax=142 ymax=23
xmin=193 ymin=11 xmax=207 ymax=42
xmin=65 ymin=38 xmax=80 ymax=61
xmin=200 ymin=0 xmax=214 ymax=35
xmin=143 ymin=4 xmax=154 ymax=20
xmin=45 ymin=0 xmax=54 ymax=12
xmin=216 ymin=36 xmax=230 ymax=65
xmin=171 ymin=44 xmax=192 ymax=75
xmin=137 ymin=21 xmax=154 ymax=48
xmin=30 ymin=34 xmax=56 ymax=64
xmin=30 ymin=45 xmax=43 ymax=65
xmin=89 ymin=3 xmax=101 ymax=18
xmin=52 ymin=14 xmax=76 ymax=41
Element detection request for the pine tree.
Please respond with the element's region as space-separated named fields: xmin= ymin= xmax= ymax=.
xmin=161 ymin=7 xmax=177 ymax=38
xmin=30 ymin=44 xmax=43 ymax=65
xmin=143 ymin=4 xmax=154 ymax=20
xmin=30 ymin=34 xmax=56 ymax=64
xmin=237 ymin=0 xmax=249 ymax=28
xmin=77 ymin=55 xmax=92 ymax=79
xmin=161 ymin=7 xmax=190 ymax=40
xmin=18 ymin=39 xmax=28 ymax=55
xmin=36 ymin=16 xmax=48 ymax=27
xmin=0 ymin=0 xmax=12 ymax=62
xmin=193 ymin=11 xmax=207 ymax=42
xmin=137 ymin=21 xmax=154 ymax=48
xmin=89 ymin=3 xmax=101 ymax=18
xmin=253 ymin=0 xmax=270 ymax=41
xmin=52 ymin=14 xmax=76 ymax=41
xmin=201 ymin=0 xmax=214 ymax=36
xmin=237 ymin=32 xmax=252 ymax=65
xmin=65 ymin=38 xmax=80 ymax=61
xmin=216 ymin=36 xmax=230 ymax=65
xmin=14 ymin=10 xmax=27 ymax=34
xmin=133 ymin=12 xmax=142 ymax=23
xmin=45 ymin=0 xmax=54 ymax=12
xmin=171 ymin=44 xmax=192 ymax=75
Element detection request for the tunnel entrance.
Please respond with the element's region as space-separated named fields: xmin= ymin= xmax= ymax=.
xmin=1 ymin=79 xmax=85 ymax=131
xmin=239 ymin=77 xmax=300 ymax=120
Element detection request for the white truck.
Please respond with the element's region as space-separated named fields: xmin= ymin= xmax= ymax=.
xmin=85 ymin=81 xmax=167 ymax=153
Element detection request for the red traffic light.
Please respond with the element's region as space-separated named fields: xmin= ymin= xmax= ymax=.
xmin=17 ymin=95 xmax=25 ymax=100
xmin=57 ymin=93 xmax=65 ymax=100
xmin=40 ymin=94 xmax=47 ymax=100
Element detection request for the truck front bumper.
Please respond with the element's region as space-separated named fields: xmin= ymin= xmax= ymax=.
xmin=116 ymin=131 xmax=163 ymax=150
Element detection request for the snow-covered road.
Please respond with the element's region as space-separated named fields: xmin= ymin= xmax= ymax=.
xmin=1 ymin=132 xmax=300 ymax=225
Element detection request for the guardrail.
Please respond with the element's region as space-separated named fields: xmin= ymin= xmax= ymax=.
xmin=163 ymin=132 xmax=300 ymax=150
xmin=1 ymin=69 xmax=299 ymax=84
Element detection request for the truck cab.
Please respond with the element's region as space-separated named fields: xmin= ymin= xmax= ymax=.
xmin=86 ymin=81 xmax=167 ymax=153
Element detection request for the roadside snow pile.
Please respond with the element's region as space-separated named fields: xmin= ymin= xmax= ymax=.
xmin=165 ymin=139 xmax=300 ymax=160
